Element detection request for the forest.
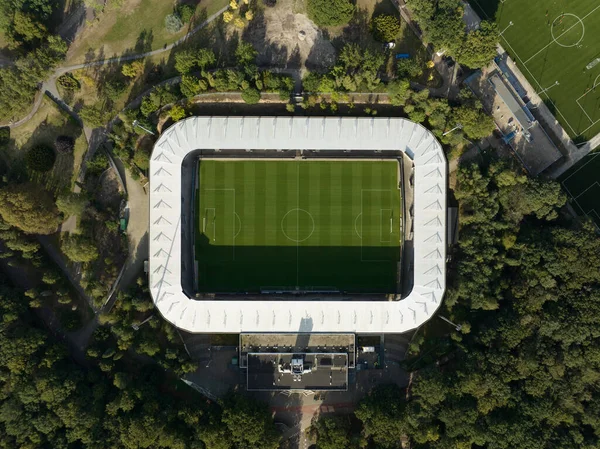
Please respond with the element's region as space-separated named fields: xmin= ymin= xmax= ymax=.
xmin=312 ymin=161 xmax=600 ymax=449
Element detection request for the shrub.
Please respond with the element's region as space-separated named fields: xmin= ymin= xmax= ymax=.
xmin=0 ymin=127 xmax=9 ymax=150
xmin=25 ymin=145 xmax=56 ymax=172
xmin=165 ymin=13 xmax=183 ymax=33
xmin=169 ymin=105 xmax=186 ymax=121
xmin=140 ymin=95 xmax=160 ymax=117
xmin=122 ymin=60 xmax=144 ymax=78
xmin=61 ymin=234 xmax=99 ymax=263
xmin=177 ymin=4 xmax=194 ymax=23
xmin=262 ymin=0 xmax=276 ymax=6
xmin=104 ymin=78 xmax=127 ymax=101
xmin=80 ymin=104 xmax=109 ymax=127
xmin=307 ymin=0 xmax=354 ymax=26
xmin=55 ymin=192 xmax=87 ymax=216
xmin=396 ymin=57 xmax=424 ymax=79
xmin=371 ymin=14 xmax=401 ymax=42
xmin=57 ymin=73 xmax=80 ymax=91
xmin=55 ymin=135 xmax=75 ymax=154
xmin=241 ymin=88 xmax=261 ymax=104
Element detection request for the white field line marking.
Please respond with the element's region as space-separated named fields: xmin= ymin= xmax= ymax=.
xmin=296 ymin=163 xmax=299 ymax=288
xmin=380 ymin=209 xmax=392 ymax=243
xmin=361 ymin=189 xmax=393 ymax=262
xmin=576 ymin=98 xmax=595 ymax=123
xmin=523 ymin=4 xmax=600 ymax=65
xmin=574 ymin=181 xmax=600 ymax=200
xmin=497 ymin=3 xmax=600 ymax=136
xmin=561 ymin=152 xmax=600 ymax=185
xmin=575 ymin=84 xmax=600 ymax=125
xmin=204 ymin=208 xmax=215 ymax=238
xmin=500 ymin=36 xmax=578 ymax=136
xmin=205 ymin=188 xmax=236 ymax=259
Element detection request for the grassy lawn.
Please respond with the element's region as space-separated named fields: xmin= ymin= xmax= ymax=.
xmin=7 ymin=98 xmax=87 ymax=192
xmin=196 ymin=160 xmax=402 ymax=293
xmin=66 ymin=0 xmax=229 ymax=64
xmin=559 ymin=151 xmax=600 ymax=227
xmin=470 ymin=0 xmax=600 ymax=140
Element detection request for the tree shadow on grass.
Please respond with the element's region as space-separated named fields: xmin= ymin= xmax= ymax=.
xmin=21 ymin=118 xmax=83 ymax=194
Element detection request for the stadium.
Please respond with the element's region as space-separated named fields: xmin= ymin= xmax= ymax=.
xmin=148 ymin=116 xmax=447 ymax=336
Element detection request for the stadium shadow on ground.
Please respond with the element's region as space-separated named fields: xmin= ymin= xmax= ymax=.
xmin=196 ymin=241 xmax=401 ymax=295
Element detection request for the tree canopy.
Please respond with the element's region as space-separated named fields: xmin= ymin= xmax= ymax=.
xmin=307 ymin=0 xmax=354 ymax=27
xmin=406 ymin=0 xmax=498 ymax=68
xmin=0 ymin=182 xmax=61 ymax=234
xmin=397 ymin=162 xmax=600 ymax=448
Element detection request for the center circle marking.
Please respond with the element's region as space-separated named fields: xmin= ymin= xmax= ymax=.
xmin=551 ymin=13 xmax=585 ymax=48
xmin=281 ymin=208 xmax=315 ymax=242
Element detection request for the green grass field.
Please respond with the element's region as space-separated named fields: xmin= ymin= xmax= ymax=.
xmin=196 ymin=160 xmax=402 ymax=293
xmin=559 ymin=152 xmax=600 ymax=227
xmin=470 ymin=0 xmax=600 ymax=140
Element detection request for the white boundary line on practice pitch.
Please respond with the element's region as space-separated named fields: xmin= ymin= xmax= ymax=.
xmin=523 ymin=6 xmax=600 ymax=64
xmin=561 ymin=152 xmax=600 ymax=225
xmin=486 ymin=0 xmax=600 ymax=137
xmin=575 ymin=83 xmax=600 ymax=126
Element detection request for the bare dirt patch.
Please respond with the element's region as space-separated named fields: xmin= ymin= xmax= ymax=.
xmin=239 ymin=0 xmax=336 ymax=72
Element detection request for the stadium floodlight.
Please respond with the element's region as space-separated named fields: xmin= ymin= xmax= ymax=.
xmin=499 ymin=21 xmax=514 ymax=36
xmin=133 ymin=119 xmax=155 ymax=135
xmin=439 ymin=315 xmax=462 ymax=332
xmin=537 ymin=81 xmax=559 ymax=96
xmin=442 ymin=123 xmax=463 ymax=136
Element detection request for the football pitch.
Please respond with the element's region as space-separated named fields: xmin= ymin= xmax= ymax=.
xmin=195 ymin=160 xmax=403 ymax=293
xmin=559 ymin=151 xmax=600 ymax=228
xmin=470 ymin=0 xmax=600 ymax=140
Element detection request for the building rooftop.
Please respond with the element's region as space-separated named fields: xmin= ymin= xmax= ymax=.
xmin=247 ymin=353 xmax=348 ymax=391
xmin=489 ymin=73 xmax=536 ymax=131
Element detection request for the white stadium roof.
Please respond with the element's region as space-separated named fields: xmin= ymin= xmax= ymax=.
xmin=149 ymin=116 xmax=447 ymax=334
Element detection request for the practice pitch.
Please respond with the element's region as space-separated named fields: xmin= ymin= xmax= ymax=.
xmin=195 ymin=160 xmax=403 ymax=293
xmin=471 ymin=0 xmax=600 ymax=140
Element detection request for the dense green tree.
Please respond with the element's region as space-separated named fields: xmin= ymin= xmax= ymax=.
xmin=450 ymin=103 xmax=494 ymax=140
xmin=60 ymin=234 xmax=99 ymax=262
xmin=220 ymin=393 xmax=280 ymax=449
xmin=307 ymin=0 xmax=354 ymax=26
xmin=235 ymin=41 xmax=258 ymax=67
xmin=55 ymin=192 xmax=88 ymax=216
xmin=80 ymin=103 xmax=110 ymax=127
xmin=0 ymin=182 xmax=61 ymax=234
xmin=371 ymin=14 xmax=402 ymax=42
xmin=180 ymin=74 xmax=208 ymax=97
xmin=406 ymin=0 xmax=499 ymax=68
xmin=395 ymin=162 xmax=600 ymax=448
xmin=241 ymin=87 xmax=261 ymax=104
xmin=311 ymin=416 xmax=355 ymax=449
xmin=25 ymin=144 xmax=55 ymax=172
xmin=177 ymin=4 xmax=194 ymax=23
xmin=355 ymin=384 xmax=405 ymax=449
xmin=460 ymin=21 xmax=499 ymax=68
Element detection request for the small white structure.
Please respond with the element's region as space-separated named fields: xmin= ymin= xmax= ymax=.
xmin=149 ymin=116 xmax=447 ymax=334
